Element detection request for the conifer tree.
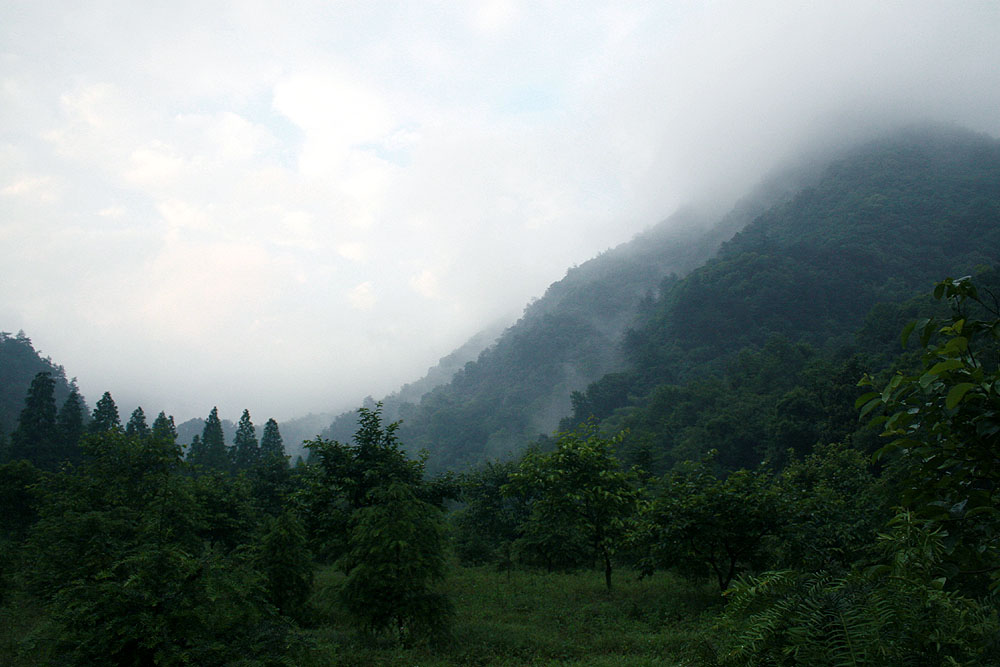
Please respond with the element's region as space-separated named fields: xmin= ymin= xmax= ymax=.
xmin=187 ymin=434 xmax=203 ymax=462
xmin=151 ymin=411 xmax=177 ymax=443
xmin=232 ymin=409 xmax=259 ymax=470
xmin=249 ymin=418 xmax=290 ymax=515
xmin=260 ymin=418 xmax=285 ymax=461
xmin=189 ymin=407 xmax=229 ymax=471
xmin=89 ymin=392 xmax=121 ymax=434
xmin=9 ymin=372 xmax=59 ymax=468
xmin=56 ymin=390 xmax=85 ymax=454
xmin=125 ymin=407 xmax=151 ymax=440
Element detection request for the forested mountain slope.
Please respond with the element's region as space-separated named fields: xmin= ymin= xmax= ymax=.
xmin=571 ymin=125 xmax=1000 ymax=473
xmin=388 ymin=125 xmax=1000 ymax=473
xmin=321 ymin=208 xmax=720 ymax=467
xmin=324 ymin=164 xmax=827 ymax=470
xmin=0 ymin=332 xmax=81 ymax=437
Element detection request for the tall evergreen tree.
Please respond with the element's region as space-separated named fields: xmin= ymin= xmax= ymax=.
xmin=89 ymin=392 xmax=121 ymax=434
xmin=8 ymin=372 xmax=59 ymax=469
xmin=260 ymin=418 xmax=285 ymax=461
xmin=187 ymin=434 xmax=203 ymax=462
xmin=151 ymin=411 xmax=177 ymax=443
xmin=56 ymin=389 xmax=85 ymax=462
xmin=250 ymin=418 xmax=291 ymax=516
xmin=125 ymin=407 xmax=151 ymax=440
xmin=188 ymin=407 xmax=229 ymax=471
xmin=232 ymin=409 xmax=259 ymax=470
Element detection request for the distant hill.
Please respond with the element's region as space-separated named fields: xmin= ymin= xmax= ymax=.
xmin=322 ymin=319 xmax=509 ymax=445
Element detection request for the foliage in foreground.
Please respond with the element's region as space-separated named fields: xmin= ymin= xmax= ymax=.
xmin=718 ymin=512 xmax=1000 ymax=666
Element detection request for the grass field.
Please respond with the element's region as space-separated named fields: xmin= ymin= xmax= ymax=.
xmin=301 ymin=564 xmax=725 ymax=666
xmin=0 ymin=563 xmax=726 ymax=665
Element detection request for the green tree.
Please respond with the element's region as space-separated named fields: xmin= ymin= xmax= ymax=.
xmin=188 ymin=407 xmax=229 ymax=472
xmin=338 ymin=482 xmax=452 ymax=644
xmin=88 ymin=391 xmax=120 ymax=434
xmin=301 ymin=403 xmax=424 ymax=561
xmin=453 ymin=460 xmax=530 ymax=567
xmin=858 ymin=275 xmax=1000 ymax=589
xmin=775 ymin=443 xmax=886 ymax=572
xmin=249 ymin=418 xmax=292 ymax=517
xmin=25 ymin=431 xmax=295 ymax=665
xmin=640 ymin=457 xmax=783 ymax=591
xmin=505 ymin=427 xmax=639 ymax=590
xmin=259 ymin=417 xmax=285 ymax=461
xmin=8 ymin=372 xmax=59 ymax=469
xmin=151 ymin=411 xmax=177 ymax=443
xmin=56 ymin=389 xmax=85 ymax=458
xmin=124 ymin=406 xmax=151 ymax=440
xmin=232 ymin=408 xmax=259 ymax=470
xmin=256 ymin=510 xmax=312 ymax=621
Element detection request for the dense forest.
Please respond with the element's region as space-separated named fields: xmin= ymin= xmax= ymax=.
xmin=3 ymin=125 xmax=1000 ymax=664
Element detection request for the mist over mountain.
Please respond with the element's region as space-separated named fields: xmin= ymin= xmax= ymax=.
xmin=318 ymin=142 xmax=842 ymax=467
xmin=317 ymin=124 xmax=1000 ymax=473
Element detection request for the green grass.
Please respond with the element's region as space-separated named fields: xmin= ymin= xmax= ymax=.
xmin=300 ymin=564 xmax=724 ymax=666
xmin=0 ymin=562 xmax=725 ymax=666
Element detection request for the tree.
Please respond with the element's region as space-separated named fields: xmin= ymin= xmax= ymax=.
xmin=151 ymin=411 xmax=177 ymax=443
xmin=88 ymin=391 xmax=120 ymax=434
xmin=56 ymin=389 xmax=85 ymax=457
xmin=256 ymin=510 xmax=312 ymax=621
xmin=858 ymin=275 xmax=1000 ymax=590
xmin=232 ymin=409 xmax=259 ymax=470
xmin=505 ymin=427 xmax=639 ymax=590
xmin=8 ymin=372 xmax=59 ymax=469
xmin=188 ymin=407 xmax=229 ymax=472
xmin=260 ymin=418 xmax=285 ymax=461
xmin=453 ymin=460 xmax=530 ymax=567
xmin=249 ymin=418 xmax=291 ymax=517
xmin=338 ymin=482 xmax=452 ymax=644
xmin=24 ymin=431 xmax=296 ymax=664
xmin=640 ymin=457 xmax=783 ymax=591
xmin=125 ymin=406 xmax=151 ymax=440
xmin=301 ymin=403 xmax=424 ymax=561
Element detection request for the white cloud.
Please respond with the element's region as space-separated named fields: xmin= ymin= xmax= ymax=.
xmin=128 ymin=141 xmax=184 ymax=189
xmin=0 ymin=175 xmax=54 ymax=200
xmin=347 ymin=281 xmax=376 ymax=311
xmin=337 ymin=242 xmax=367 ymax=262
xmin=409 ymin=269 xmax=442 ymax=300
xmin=272 ymin=70 xmax=395 ymax=176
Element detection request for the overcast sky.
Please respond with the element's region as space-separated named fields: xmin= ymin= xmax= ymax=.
xmin=2 ymin=1 xmax=999 ymax=424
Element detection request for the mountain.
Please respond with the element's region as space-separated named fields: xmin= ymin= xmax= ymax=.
xmin=321 ymin=161 xmax=828 ymax=471
xmin=568 ymin=124 xmax=1000 ymax=472
xmin=349 ymin=124 xmax=1000 ymax=473
xmin=0 ymin=330 xmax=82 ymax=437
